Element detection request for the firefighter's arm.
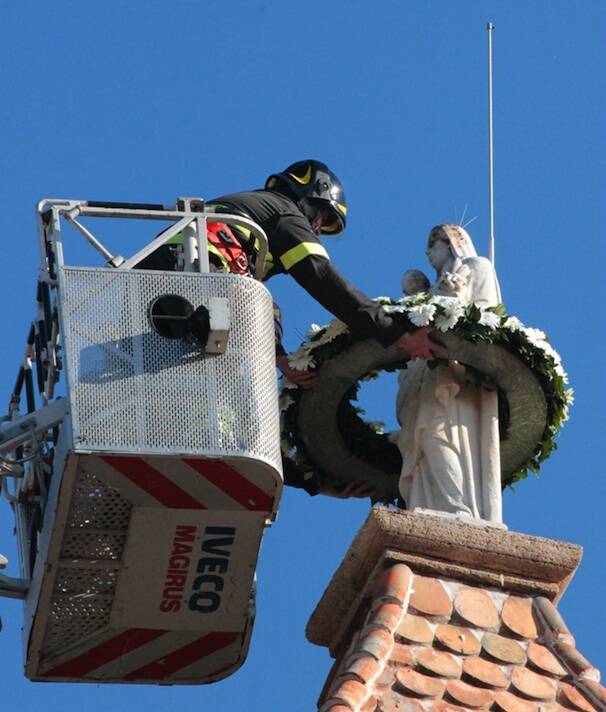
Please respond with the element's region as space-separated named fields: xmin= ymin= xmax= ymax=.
xmin=289 ymin=256 xmax=442 ymax=358
xmin=289 ymin=256 xmax=409 ymax=346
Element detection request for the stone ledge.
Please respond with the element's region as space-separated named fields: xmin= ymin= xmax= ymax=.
xmin=306 ymin=508 xmax=582 ymax=650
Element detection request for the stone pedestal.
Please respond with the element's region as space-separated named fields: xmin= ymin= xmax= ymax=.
xmin=307 ymin=508 xmax=605 ymax=712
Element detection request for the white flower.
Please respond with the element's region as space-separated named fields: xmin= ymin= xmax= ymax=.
xmin=435 ymin=311 xmax=462 ymax=332
xmin=281 ymin=379 xmax=298 ymax=390
xmin=479 ymin=311 xmax=500 ymax=330
xmin=368 ymin=420 xmax=385 ymax=434
xmin=372 ymin=296 xmax=392 ymax=303
xmin=280 ymin=438 xmax=296 ymax=459
xmin=522 ymin=327 xmax=547 ymax=347
xmin=539 ymin=341 xmax=562 ymax=366
xmin=428 ymin=295 xmax=451 ymax=306
xmin=407 ymin=303 xmax=437 ymax=326
xmin=323 ymin=319 xmax=349 ymax=342
xmin=555 ymin=363 xmax=569 ymax=384
xmin=397 ymin=292 xmax=430 ymax=308
xmin=279 ymin=394 xmax=295 ymax=412
xmin=383 ymin=304 xmax=408 ymax=314
xmin=431 ymin=296 xmax=465 ymax=332
xmin=306 ymin=323 xmax=323 ymax=338
xmin=287 ymin=350 xmax=316 ymax=371
xmin=503 ymin=316 xmax=524 ymax=332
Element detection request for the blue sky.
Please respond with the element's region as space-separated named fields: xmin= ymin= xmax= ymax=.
xmin=0 ymin=2 xmax=604 ymax=710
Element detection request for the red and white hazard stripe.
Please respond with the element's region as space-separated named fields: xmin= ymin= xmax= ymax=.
xmin=96 ymin=454 xmax=276 ymax=513
xmin=40 ymin=628 xmax=242 ymax=682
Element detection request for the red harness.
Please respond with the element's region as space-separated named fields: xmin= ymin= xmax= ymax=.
xmin=206 ymin=222 xmax=249 ymax=275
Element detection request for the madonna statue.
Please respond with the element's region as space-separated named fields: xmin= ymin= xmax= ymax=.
xmin=396 ymin=224 xmax=503 ymax=522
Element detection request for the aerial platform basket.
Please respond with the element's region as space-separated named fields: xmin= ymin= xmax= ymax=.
xmin=0 ymin=198 xmax=283 ymax=684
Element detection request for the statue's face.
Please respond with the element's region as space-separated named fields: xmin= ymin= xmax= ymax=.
xmin=427 ymin=237 xmax=451 ymax=270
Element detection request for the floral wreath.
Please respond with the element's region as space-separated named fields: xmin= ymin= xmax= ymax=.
xmin=279 ymin=292 xmax=573 ymax=503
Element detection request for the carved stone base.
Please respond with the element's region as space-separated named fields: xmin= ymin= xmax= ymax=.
xmin=306 ymin=506 xmax=582 ymax=655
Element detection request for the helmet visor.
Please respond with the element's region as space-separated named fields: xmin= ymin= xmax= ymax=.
xmin=319 ymin=205 xmax=345 ymax=234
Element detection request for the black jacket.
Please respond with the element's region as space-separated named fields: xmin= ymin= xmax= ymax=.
xmin=207 ymin=188 xmax=410 ymax=349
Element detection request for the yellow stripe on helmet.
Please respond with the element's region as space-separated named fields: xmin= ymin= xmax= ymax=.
xmin=287 ymin=165 xmax=312 ymax=185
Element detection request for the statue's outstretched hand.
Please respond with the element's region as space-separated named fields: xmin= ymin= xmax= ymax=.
xmin=276 ymin=353 xmax=318 ymax=389
xmin=394 ymin=326 xmax=447 ymax=361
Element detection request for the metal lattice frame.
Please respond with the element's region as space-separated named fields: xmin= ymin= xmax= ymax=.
xmin=0 ymin=196 xmax=273 ymax=596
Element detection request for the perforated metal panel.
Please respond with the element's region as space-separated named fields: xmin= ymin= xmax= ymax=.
xmin=43 ymin=595 xmax=114 ymax=656
xmin=54 ymin=568 xmax=119 ymax=596
xmin=41 ymin=464 xmax=132 ymax=657
xmin=58 ymin=267 xmax=281 ymax=471
xmin=66 ymin=470 xmax=132 ymax=529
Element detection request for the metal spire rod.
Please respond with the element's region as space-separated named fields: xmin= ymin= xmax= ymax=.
xmin=487 ymin=21 xmax=495 ymax=265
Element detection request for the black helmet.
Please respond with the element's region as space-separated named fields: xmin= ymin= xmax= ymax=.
xmin=265 ymin=159 xmax=347 ymax=234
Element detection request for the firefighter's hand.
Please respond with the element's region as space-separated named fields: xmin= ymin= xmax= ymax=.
xmin=393 ymin=326 xmax=447 ymax=361
xmin=319 ymin=482 xmax=375 ymax=499
xmin=276 ymin=354 xmax=318 ymax=389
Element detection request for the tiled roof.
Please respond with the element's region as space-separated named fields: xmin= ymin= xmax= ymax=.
xmin=319 ymin=564 xmax=606 ymax=712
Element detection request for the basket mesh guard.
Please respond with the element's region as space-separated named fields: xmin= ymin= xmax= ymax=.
xmin=59 ymin=267 xmax=281 ymax=471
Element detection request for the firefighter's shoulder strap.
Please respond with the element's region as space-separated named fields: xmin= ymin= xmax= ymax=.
xmin=206 ymin=222 xmax=250 ymax=275
xmin=164 ymin=222 xmax=252 ymax=275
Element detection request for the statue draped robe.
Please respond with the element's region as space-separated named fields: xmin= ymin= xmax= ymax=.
xmin=396 ymin=255 xmax=502 ymax=523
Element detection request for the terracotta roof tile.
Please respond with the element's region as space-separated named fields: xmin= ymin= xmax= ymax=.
xmin=360 ymin=698 xmax=378 ymax=712
xmin=372 ymin=602 xmax=407 ymax=633
xmin=416 ymin=648 xmax=461 ymax=679
xmin=502 ymin=596 xmax=539 ymax=640
xmin=316 ymin=562 xmax=604 ymax=712
xmin=462 ymin=655 xmax=509 ymax=689
xmin=435 ymin=623 xmax=481 ymax=655
xmin=527 ymin=641 xmax=567 ymax=677
xmin=321 ymin=679 xmax=367 ymax=711
xmin=358 ymin=627 xmax=394 ymax=660
xmin=482 ymin=632 xmax=527 ymax=665
xmin=581 ymin=680 xmax=606 ymax=707
xmin=377 ymin=691 xmax=424 ymax=711
xmin=346 ymin=655 xmax=381 ymax=683
xmin=428 ymin=702 xmax=469 ymax=712
xmin=374 ymin=564 xmax=414 ymax=606
xmin=453 ymin=586 xmax=500 ymax=631
xmin=445 ymin=678 xmax=495 ymax=708
xmin=493 ymin=690 xmax=538 ymax=712
xmin=409 ymin=575 xmax=453 ymax=618
xmin=374 ymin=666 xmax=396 ymax=690
xmin=533 ymin=597 xmax=576 ymax=646
xmin=558 ymin=681 xmax=598 ymax=711
xmin=554 ymin=641 xmax=600 ymax=680
xmin=511 ymin=667 xmax=557 ymax=701
xmin=396 ymin=614 xmax=434 ymax=644
xmin=388 ymin=643 xmax=414 ymax=668
xmin=395 ymin=668 xmax=446 ymax=698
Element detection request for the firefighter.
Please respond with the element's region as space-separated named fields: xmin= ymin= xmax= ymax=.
xmin=140 ymin=161 xmax=438 ymax=495
xmin=204 ymin=160 xmax=436 ymax=384
xmin=202 ymin=161 xmax=439 ymax=497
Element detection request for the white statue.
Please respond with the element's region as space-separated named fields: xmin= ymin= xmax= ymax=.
xmin=396 ymin=224 xmax=503 ymax=523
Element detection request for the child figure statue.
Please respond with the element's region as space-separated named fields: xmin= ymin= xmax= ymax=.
xmin=395 ymin=225 xmax=503 ymax=523
xmin=401 ymin=269 xmax=431 ymax=297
